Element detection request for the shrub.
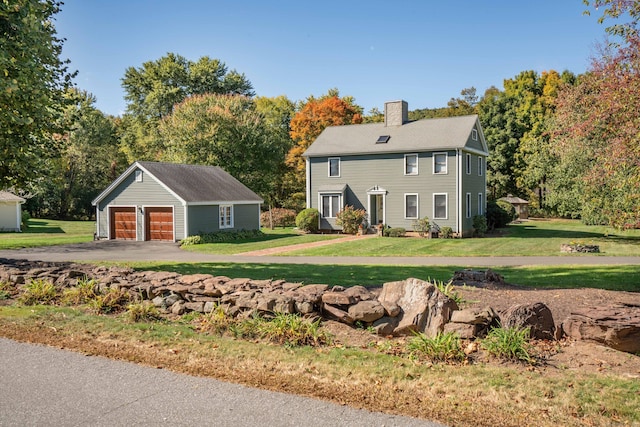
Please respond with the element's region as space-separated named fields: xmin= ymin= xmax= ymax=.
xmin=126 ymin=301 xmax=161 ymax=322
xmin=260 ymin=208 xmax=297 ymax=229
xmin=88 ymin=287 xmax=132 ymax=314
xmin=21 ymin=211 xmax=30 ymax=229
xmin=257 ymin=312 xmax=331 ymax=347
xmin=61 ymin=277 xmax=98 ymax=305
xmin=180 ymin=229 xmax=263 ymax=246
xmin=198 ymin=304 xmax=234 ymax=335
xmin=481 ymin=326 xmax=534 ymax=364
xmin=384 ymin=227 xmax=406 ymax=237
xmin=412 ymin=216 xmax=430 ymax=237
xmin=407 ymin=331 xmax=466 ymax=363
xmin=0 ymin=280 xmax=16 ymax=300
xmin=295 ymin=208 xmax=319 ymax=233
xmin=440 ymin=226 xmax=453 ymax=239
xmin=336 ymin=205 xmax=367 ymax=235
xmin=486 ymin=200 xmax=517 ymax=229
xmin=472 ymin=215 xmax=488 ymax=237
xmin=18 ymin=279 xmax=58 ymax=305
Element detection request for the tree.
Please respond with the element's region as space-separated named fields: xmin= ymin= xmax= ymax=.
xmin=583 ymin=0 xmax=640 ymax=41
xmin=119 ymin=53 xmax=254 ymax=162
xmin=547 ymin=36 xmax=640 ymax=228
xmin=286 ymin=90 xmax=363 ymax=197
xmin=0 ymin=0 xmax=75 ymax=189
xmin=25 ymin=90 xmax=124 ymax=219
xmin=157 ymin=94 xmax=286 ymax=198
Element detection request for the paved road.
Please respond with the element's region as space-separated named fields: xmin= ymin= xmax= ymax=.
xmin=0 ymin=338 xmax=443 ymax=427
xmin=0 ymin=240 xmax=638 ymax=266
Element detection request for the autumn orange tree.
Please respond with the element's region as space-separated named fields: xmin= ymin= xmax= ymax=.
xmin=284 ymin=91 xmax=363 ymax=205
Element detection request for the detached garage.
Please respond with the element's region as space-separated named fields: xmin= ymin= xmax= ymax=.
xmin=0 ymin=191 xmax=25 ymax=232
xmin=92 ymin=161 xmax=263 ymax=242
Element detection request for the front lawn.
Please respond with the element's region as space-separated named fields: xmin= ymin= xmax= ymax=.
xmin=0 ymin=219 xmax=95 ymax=249
xmin=282 ymin=219 xmax=640 ymax=257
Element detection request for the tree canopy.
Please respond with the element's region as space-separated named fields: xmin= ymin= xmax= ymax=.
xmin=0 ymin=0 xmax=75 ymax=189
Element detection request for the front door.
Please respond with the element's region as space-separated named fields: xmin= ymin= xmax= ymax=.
xmin=369 ymin=193 xmax=385 ymax=226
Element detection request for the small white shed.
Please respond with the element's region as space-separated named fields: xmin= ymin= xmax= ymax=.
xmin=0 ymin=191 xmax=26 ymax=232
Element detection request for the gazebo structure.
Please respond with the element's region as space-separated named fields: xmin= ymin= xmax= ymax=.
xmin=499 ymin=194 xmax=529 ymax=220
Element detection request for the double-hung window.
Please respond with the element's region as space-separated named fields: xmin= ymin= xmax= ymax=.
xmin=328 ymin=158 xmax=340 ymax=177
xmin=478 ymin=157 xmax=484 ymax=176
xmin=434 ymin=193 xmax=448 ymax=219
xmin=466 ymin=153 xmax=471 ymax=175
xmin=466 ymin=193 xmax=472 ymax=218
xmin=433 ymin=153 xmax=447 ymax=174
xmin=471 ymin=129 xmax=478 ymax=141
xmin=404 ymin=154 xmax=418 ymax=175
xmin=405 ymin=194 xmax=418 ymax=219
xmin=478 ymin=193 xmax=484 ymax=215
xmin=219 ymin=205 xmax=233 ymax=229
xmin=321 ymin=194 xmax=341 ymax=218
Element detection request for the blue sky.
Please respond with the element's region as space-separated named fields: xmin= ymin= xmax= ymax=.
xmin=55 ymin=1 xmax=608 ymax=117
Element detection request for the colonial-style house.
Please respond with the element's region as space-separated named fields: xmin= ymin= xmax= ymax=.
xmin=302 ymin=100 xmax=489 ymax=237
xmin=92 ymin=161 xmax=263 ymax=241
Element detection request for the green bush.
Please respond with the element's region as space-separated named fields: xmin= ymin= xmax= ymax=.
xmin=18 ymin=279 xmax=58 ymax=305
xmin=260 ymin=208 xmax=297 ymax=228
xmin=384 ymin=227 xmax=406 ymax=237
xmin=440 ymin=226 xmax=453 ymax=239
xmin=412 ymin=216 xmax=430 ymax=237
xmin=481 ymin=326 xmax=534 ymax=364
xmin=472 ymin=215 xmax=488 ymax=237
xmin=407 ymin=331 xmax=466 ymax=363
xmin=295 ymin=208 xmax=319 ymax=233
xmin=336 ymin=205 xmax=367 ymax=234
xmin=180 ymin=229 xmax=263 ymax=246
xmin=21 ymin=211 xmax=30 ymax=229
xmin=486 ymin=200 xmax=517 ymax=230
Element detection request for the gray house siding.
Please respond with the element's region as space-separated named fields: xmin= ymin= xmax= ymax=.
xmin=96 ymin=168 xmax=185 ymax=240
xmin=309 ymin=150 xmax=459 ymax=232
xmin=187 ymin=204 xmax=260 ymax=235
xmin=460 ymin=150 xmax=487 ymax=236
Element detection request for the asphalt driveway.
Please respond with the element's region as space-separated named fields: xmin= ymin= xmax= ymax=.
xmin=0 ymin=240 xmax=638 ymax=266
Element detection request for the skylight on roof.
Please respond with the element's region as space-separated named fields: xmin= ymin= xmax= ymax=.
xmin=376 ymin=135 xmax=390 ymax=144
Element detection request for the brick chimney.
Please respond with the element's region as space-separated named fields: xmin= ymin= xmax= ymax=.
xmin=384 ymin=100 xmax=408 ymax=127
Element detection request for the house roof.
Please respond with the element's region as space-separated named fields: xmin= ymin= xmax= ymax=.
xmin=92 ymin=161 xmax=263 ymax=206
xmin=303 ymin=115 xmax=488 ymax=157
xmin=0 ymin=191 xmax=25 ymax=203
xmin=499 ymin=195 xmax=529 ymax=205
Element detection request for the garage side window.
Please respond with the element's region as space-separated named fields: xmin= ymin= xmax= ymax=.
xmin=219 ymin=205 xmax=234 ymax=229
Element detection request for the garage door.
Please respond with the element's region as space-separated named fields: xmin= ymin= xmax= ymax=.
xmin=110 ymin=207 xmax=136 ymax=240
xmin=145 ymin=207 xmax=174 ymax=241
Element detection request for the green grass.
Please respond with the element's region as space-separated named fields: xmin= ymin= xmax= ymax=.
xmin=280 ymin=219 xmax=640 ymax=257
xmin=0 ymin=218 xmax=94 ymax=249
xmin=181 ymin=227 xmax=343 ymax=254
xmin=121 ymin=261 xmax=640 ymax=291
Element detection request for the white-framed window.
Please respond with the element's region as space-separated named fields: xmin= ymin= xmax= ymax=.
xmin=471 ymin=128 xmax=478 ymax=141
xmin=433 ymin=153 xmax=447 ymax=174
xmin=466 ymin=153 xmax=471 ymax=175
xmin=404 ymin=194 xmax=418 ymax=219
xmin=478 ymin=157 xmax=484 ymax=176
xmin=135 ymin=170 xmax=143 ymax=182
xmin=219 ymin=205 xmax=233 ymax=229
xmin=466 ymin=193 xmax=472 ymax=218
xmin=433 ymin=193 xmax=448 ymax=219
xmin=320 ymin=194 xmax=341 ymax=218
xmin=328 ymin=157 xmax=340 ymax=177
xmin=478 ymin=193 xmax=484 ymax=215
xmin=404 ymin=154 xmax=418 ymax=175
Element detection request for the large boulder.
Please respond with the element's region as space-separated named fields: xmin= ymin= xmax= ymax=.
xmin=445 ymin=306 xmax=499 ymax=338
xmin=561 ymin=304 xmax=640 ymax=353
xmin=500 ymin=302 xmax=555 ymax=340
xmin=377 ymin=278 xmax=458 ymax=337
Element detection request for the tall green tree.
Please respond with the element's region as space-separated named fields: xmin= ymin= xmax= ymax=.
xmin=157 ymin=94 xmax=285 ymax=198
xmin=26 ymin=90 xmax=123 ymax=219
xmin=0 ymin=0 xmax=75 ymax=188
xmin=119 ymin=53 xmax=254 ymax=162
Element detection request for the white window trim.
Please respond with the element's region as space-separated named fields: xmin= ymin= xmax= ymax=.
xmin=471 ymin=128 xmax=478 ymax=141
xmin=465 ymin=153 xmax=471 ymax=175
xmin=318 ymin=193 xmax=342 ymax=218
xmin=328 ymin=157 xmax=340 ymax=178
xmin=404 ymin=193 xmax=419 ymax=219
xmin=433 ymin=152 xmax=448 ymax=175
xmin=433 ymin=193 xmax=448 ymax=220
xmin=135 ymin=170 xmax=143 ymax=182
xmin=466 ymin=193 xmax=471 ymax=218
xmin=478 ymin=193 xmax=484 ymax=215
xmin=478 ymin=157 xmax=484 ymax=176
xmin=219 ymin=204 xmax=234 ymax=229
xmin=404 ymin=153 xmax=418 ymax=176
